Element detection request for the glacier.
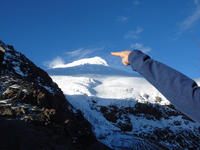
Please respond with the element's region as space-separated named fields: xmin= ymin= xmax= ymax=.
xmin=46 ymin=56 xmax=200 ymax=149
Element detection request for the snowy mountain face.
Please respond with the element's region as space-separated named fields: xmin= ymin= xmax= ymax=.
xmin=0 ymin=41 xmax=110 ymax=150
xmin=52 ymin=56 xmax=109 ymax=68
xmin=47 ymin=56 xmax=200 ymax=149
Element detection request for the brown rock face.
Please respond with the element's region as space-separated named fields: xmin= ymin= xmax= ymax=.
xmin=0 ymin=41 xmax=111 ymax=150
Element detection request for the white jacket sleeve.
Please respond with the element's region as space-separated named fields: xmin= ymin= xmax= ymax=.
xmin=128 ymin=50 xmax=200 ymax=124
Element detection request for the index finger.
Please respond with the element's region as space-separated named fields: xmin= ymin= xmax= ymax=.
xmin=111 ymin=52 xmax=123 ymax=57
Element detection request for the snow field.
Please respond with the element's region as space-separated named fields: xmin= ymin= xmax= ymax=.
xmin=48 ymin=56 xmax=200 ymax=149
xmin=50 ymin=74 xmax=172 ymax=148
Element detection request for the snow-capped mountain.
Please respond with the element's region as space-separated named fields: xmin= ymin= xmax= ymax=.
xmin=52 ymin=56 xmax=109 ymax=68
xmin=1 ymin=40 xmax=199 ymax=149
xmin=47 ymin=56 xmax=200 ymax=150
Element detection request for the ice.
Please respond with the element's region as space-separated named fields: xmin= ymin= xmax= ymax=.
xmin=46 ymin=56 xmax=199 ymax=149
xmin=52 ymin=56 xmax=108 ymax=68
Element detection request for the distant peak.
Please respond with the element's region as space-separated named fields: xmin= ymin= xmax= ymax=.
xmin=53 ymin=56 xmax=109 ymax=68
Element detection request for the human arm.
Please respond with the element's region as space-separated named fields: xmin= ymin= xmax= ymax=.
xmin=112 ymin=50 xmax=200 ymax=124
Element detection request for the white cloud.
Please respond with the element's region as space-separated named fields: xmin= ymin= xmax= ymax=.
xmin=65 ymin=48 xmax=84 ymax=57
xmin=177 ymin=0 xmax=200 ymax=34
xmin=43 ymin=56 xmax=65 ymax=68
xmin=130 ymin=43 xmax=152 ymax=53
xmin=65 ymin=46 xmax=105 ymax=60
xmin=116 ymin=16 xmax=129 ymax=23
xmin=133 ymin=1 xmax=139 ymax=5
xmin=43 ymin=46 xmax=105 ymax=68
xmin=194 ymin=0 xmax=199 ymax=5
xmin=125 ymin=27 xmax=143 ymax=39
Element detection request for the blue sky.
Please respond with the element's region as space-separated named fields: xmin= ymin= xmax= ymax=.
xmin=1 ymin=0 xmax=200 ymax=78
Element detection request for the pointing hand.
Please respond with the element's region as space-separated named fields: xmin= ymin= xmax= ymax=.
xmin=111 ymin=51 xmax=131 ymax=66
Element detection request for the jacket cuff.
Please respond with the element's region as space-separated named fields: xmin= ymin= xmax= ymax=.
xmin=128 ymin=50 xmax=150 ymax=72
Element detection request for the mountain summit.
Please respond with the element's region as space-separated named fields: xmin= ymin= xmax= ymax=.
xmin=53 ymin=56 xmax=109 ymax=69
xmin=47 ymin=57 xmax=135 ymax=77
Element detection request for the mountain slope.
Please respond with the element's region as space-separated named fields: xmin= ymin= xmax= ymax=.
xmin=47 ymin=57 xmax=200 ymax=150
xmin=0 ymin=41 xmax=110 ymax=150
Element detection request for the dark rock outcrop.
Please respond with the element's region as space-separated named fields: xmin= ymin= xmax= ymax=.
xmin=98 ymin=102 xmax=200 ymax=149
xmin=0 ymin=41 xmax=111 ymax=150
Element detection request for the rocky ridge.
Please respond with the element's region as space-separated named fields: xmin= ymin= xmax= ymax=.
xmin=0 ymin=41 xmax=110 ymax=150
